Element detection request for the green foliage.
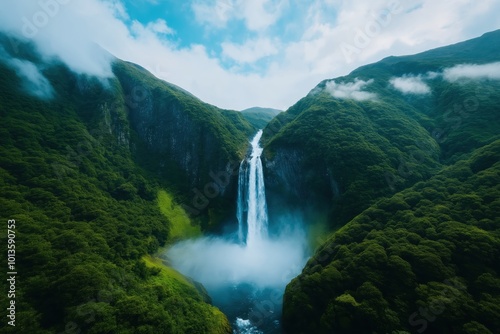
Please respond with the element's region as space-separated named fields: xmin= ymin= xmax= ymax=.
xmin=283 ymin=140 xmax=500 ymax=333
xmin=111 ymin=60 xmax=254 ymax=226
xmin=263 ymin=30 xmax=500 ymax=229
xmin=278 ymin=31 xmax=500 ymax=331
xmin=240 ymin=107 xmax=282 ymax=129
xmin=0 ymin=36 xmax=232 ymax=333
xmin=157 ymin=190 xmax=201 ymax=240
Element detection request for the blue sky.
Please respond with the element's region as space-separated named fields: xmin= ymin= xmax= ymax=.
xmin=1 ymin=1 xmax=500 ymax=110
xmin=119 ymin=0 xmax=322 ymax=73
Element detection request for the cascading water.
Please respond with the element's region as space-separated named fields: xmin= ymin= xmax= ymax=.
xmin=237 ymin=130 xmax=268 ymax=246
xmin=167 ymin=130 xmax=308 ymax=334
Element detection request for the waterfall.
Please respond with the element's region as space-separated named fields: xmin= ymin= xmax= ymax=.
xmin=169 ymin=128 xmax=307 ymax=334
xmin=237 ymin=130 xmax=268 ymax=246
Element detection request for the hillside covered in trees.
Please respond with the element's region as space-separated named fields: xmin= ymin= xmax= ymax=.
xmin=0 ymin=33 xmax=253 ymax=333
xmin=275 ymin=30 xmax=500 ymax=333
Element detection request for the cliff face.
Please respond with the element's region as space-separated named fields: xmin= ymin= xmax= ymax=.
xmin=264 ymin=148 xmax=306 ymax=199
xmin=263 ymin=97 xmax=442 ymax=227
xmin=112 ymin=61 xmax=254 ymax=221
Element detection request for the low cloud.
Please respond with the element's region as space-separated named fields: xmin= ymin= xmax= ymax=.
xmin=8 ymin=58 xmax=54 ymax=98
xmin=0 ymin=1 xmax=117 ymax=78
xmin=443 ymin=62 xmax=500 ymax=82
xmin=389 ymin=75 xmax=431 ymax=95
xmin=325 ymin=78 xmax=377 ymax=101
xmin=0 ymin=46 xmax=53 ymax=98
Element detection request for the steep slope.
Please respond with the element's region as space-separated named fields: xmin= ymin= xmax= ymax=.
xmin=279 ymin=30 xmax=500 ymax=333
xmin=0 ymin=35 xmax=251 ymax=333
xmin=241 ymin=107 xmax=282 ymax=129
xmin=283 ymin=140 xmax=500 ymax=334
xmin=263 ymin=30 xmax=500 ymax=228
xmin=112 ymin=60 xmax=254 ymax=228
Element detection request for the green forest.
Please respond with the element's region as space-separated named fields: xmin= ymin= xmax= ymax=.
xmin=0 ymin=34 xmax=252 ymax=333
xmin=272 ymin=31 xmax=500 ymax=333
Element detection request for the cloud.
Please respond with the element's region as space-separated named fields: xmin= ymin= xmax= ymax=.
xmin=192 ymin=0 xmax=235 ymax=28
xmin=0 ymin=0 xmax=116 ymax=78
xmin=325 ymin=78 xmax=377 ymax=101
xmin=145 ymin=19 xmax=174 ymax=35
xmin=239 ymin=0 xmax=288 ymax=31
xmin=8 ymin=58 xmax=54 ymax=98
xmin=0 ymin=46 xmax=53 ymax=98
xmin=191 ymin=0 xmax=287 ymax=31
xmin=443 ymin=62 xmax=500 ymax=82
xmin=389 ymin=75 xmax=431 ymax=94
xmin=0 ymin=0 xmax=498 ymax=110
xmin=221 ymin=37 xmax=279 ymax=63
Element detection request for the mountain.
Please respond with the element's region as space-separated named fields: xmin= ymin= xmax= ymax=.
xmin=263 ymin=30 xmax=500 ymax=228
xmin=277 ymin=30 xmax=500 ymax=333
xmin=240 ymin=107 xmax=282 ymax=129
xmin=0 ymin=34 xmax=253 ymax=333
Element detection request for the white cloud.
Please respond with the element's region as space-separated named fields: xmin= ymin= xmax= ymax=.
xmin=390 ymin=75 xmax=431 ymax=94
xmin=222 ymin=38 xmax=279 ymax=63
xmin=9 ymin=58 xmax=54 ymax=98
xmin=443 ymin=62 xmax=500 ymax=82
xmin=145 ymin=19 xmax=174 ymax=35
xmin=192 ymin=0 xmax=235 ymax=28
xmin=0 ymin=46 xmax=54 ymax=98
xmin=239 ymin=0 xmax=288 ymax=31
xmin=0 ymin=0 xmax=498 ymax=110
xmin=191 ymin=0 xmax=287 ymax=31
xmin=325 ymin=78 xmax=377 ymax=101
xmin=0 ymin=1 xmax=117 ymax=78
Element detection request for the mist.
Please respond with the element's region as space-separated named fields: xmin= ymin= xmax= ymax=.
xmin=0 ymin=0 xmax=114 ymax=78
xmin=9 ymin=58 xmax=54 ymax=98
xmin=0 ymin=46 xmax=54 ymax=99
xmin=166 ymin=213 xmax=309 ymax=333
xmin=389 ymin=75 xmax=431 ymax=95
xmin=166 ymin=218 xmax=309 ymax=291
xmin=443 ymin=62 xmax=500 ymax=82
xmin=324 ymin=78 xmax=378 ymax=101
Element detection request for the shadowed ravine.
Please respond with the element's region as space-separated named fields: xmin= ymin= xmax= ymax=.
xmin=167 ymin=131 xmax=309 ymax=333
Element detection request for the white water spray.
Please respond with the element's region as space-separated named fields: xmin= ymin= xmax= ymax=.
xmin=237 ymin=130 xmax=268 ymax=246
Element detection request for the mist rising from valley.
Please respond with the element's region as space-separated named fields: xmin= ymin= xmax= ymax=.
xmin=166 ymin=131 xmax=310 ymax=333
xmin=166 ymin=216 xmax=309 ymax=333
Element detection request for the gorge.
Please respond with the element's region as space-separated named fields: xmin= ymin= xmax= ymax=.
xmin=168 ymin=130 xmax=308 ymax=334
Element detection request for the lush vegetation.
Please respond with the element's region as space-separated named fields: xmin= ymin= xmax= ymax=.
xmin=240 ymin=107 xmax=282 ymax=129
xmin=280 ymin=30 xmax=500 ymax=333
xmin=0 ymin=35 xmax=250 ymax=333
xmin=283 ymin=140 xmax=500 ymax=333
xmin=112 ymin=60 xmax=254 ymax=229
xmin=263 ymin=30 xmax=500 ymax=228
